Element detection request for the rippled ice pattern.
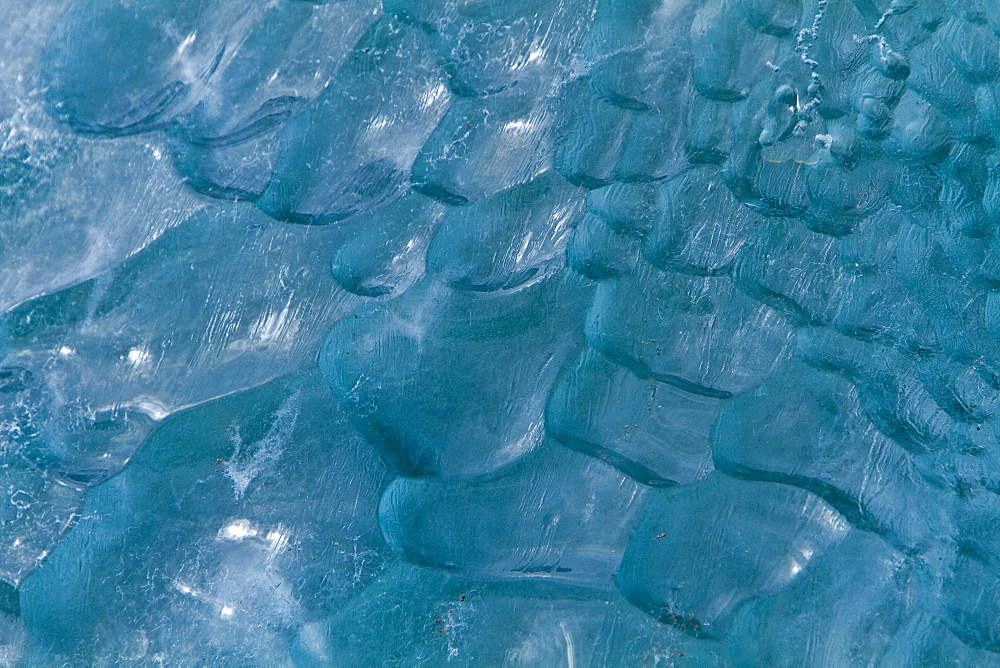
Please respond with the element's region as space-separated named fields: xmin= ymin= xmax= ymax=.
xmin=3 ymin=0 xmax=1000 ymax=664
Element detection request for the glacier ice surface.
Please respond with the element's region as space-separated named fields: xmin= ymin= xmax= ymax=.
xmin=3 ymin=0 xmax=1000 ymax=664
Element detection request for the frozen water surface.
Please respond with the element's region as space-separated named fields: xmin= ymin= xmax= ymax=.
xmin=3 ymin=0 xmax=1000 ymax=664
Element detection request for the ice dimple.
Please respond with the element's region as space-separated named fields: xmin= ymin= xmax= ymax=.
xmin=617 ymin=473 xmax=850 ymax=637
xmin=256 ymin=16 xmax=452 ymax=225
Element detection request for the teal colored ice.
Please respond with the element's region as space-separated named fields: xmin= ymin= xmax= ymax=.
xmin=1 ymin=0 xmax=1000 ymax=664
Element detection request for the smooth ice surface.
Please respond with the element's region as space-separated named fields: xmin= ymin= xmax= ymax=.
xmin=6 ymin=0 xmax=1000 ymax=664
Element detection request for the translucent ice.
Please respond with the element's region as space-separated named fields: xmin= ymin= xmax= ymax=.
xmin=8 ymin=0 xmax=1000 ymax=663
xmin=20 ymin=372 xmax=389 ymax=664
xmin=256 ymin=16 xmax=451 ymax=224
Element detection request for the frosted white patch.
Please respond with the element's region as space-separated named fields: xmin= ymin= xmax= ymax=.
xmin=127 ymin=346 xmax=150 ymax=367
xmin=221 ymin=519 xmax=257 ymax=541
xmin=265 ymin=527 xmax=290 ymax=553
xmin=122 ymin=399 xmax=170 ymax=421
xmin=174 ymin=581 xmax=196 ymax=596
xmin=223 ymin=391 xmax=299 ymax=499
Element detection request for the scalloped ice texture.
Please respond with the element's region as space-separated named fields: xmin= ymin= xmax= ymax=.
xmin=3 ymin=0 xmax=1000 ymax=664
